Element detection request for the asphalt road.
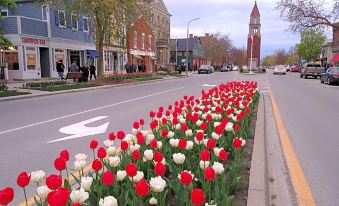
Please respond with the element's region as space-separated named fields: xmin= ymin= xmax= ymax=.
xmin=268 ymin=71 xmax=339 ymax=206
xmin=0 ymin=71 xmax=253 ymax=204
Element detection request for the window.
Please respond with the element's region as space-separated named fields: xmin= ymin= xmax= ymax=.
xmin=83 ymin=17 xmax=89 ymax=32
xmin=5 ymin=47 xmax=19 ymax=70
xmin=1 ymin=10 xmax=8 ymax=17
xmin=133 ymin=31 xmax=137 ymax=48
xmin=71 ymin=14 xmax=78 ymax=30
xmin=42 ymin=5 xmax=47 ymax=21
xmin=142 ymin=33 xmax=145 ymax=50
xmin=119 ymin=26 xmax=125 ymax=47
xmin=58 ymin=10 xmax=66 ymax=27
xmin=54 ymin=49 xmax=65 ymax=71
xmin=148 ymin=35 xmax=152 ymax=51
xmin=25 ymin=47 xmax=37 ymax=70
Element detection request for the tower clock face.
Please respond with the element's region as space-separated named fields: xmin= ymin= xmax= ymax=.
xmin=253 ymin=17 xmax=257 ymax=24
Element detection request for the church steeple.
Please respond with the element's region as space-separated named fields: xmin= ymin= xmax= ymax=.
xmin=250 ymin=1 xmax=260 ymax=17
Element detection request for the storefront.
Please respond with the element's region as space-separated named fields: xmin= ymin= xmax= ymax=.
xmin=103 ymin=47 xmax=126 ymax=74
xmin=128 ymin=49 xmax=155 ymax=73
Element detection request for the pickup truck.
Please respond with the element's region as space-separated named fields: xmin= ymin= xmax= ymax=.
xmin=300 ymin=63 xmax=326 ymax=79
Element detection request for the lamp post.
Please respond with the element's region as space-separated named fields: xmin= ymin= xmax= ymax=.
xmin=249 ymin=34 xmax=254 ymax=74
xmin=186 ymin=18 xmax=200 ymax=76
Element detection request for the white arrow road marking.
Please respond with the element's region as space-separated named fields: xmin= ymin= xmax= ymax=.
xmin=47 ymin=116 xmax=110 ymax=143
xmin=202 ymin=84 xmax=217 ymax=87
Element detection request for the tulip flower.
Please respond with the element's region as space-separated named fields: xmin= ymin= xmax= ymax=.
xmin=0 ymin=187 xmax=14 ymax=206
xmin=102 ymin=170 xmax=115 ymax=186
xmin=47 ymin=188 xmax=70 ymax=206
xmin=191 ymin=188 xmax=206 ymax=206
xmin=135 ymin=179 xmax=150 ymax=197
xmin=17 ymin=172 xmax=30 ymax=206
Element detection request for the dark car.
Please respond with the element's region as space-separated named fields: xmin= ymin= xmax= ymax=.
xmin=198 ymin=65 xmax=214 ymax=74
xmin=320 ymin=67 xmax=339 ymax=85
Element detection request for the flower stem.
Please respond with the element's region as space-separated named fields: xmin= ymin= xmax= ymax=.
xmin=23 ymin=187 xmax=28 ymax=206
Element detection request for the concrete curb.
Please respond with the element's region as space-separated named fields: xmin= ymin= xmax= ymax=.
xmin=0 ymin=75 xmax=188 ymax=102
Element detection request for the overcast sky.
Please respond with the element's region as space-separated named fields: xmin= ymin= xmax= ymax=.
xmin=163 ymin=0 xmax=333 ymax=58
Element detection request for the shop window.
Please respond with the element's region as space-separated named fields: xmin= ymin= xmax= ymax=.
xmin=1 ymin=10 xmax=8 ymax=17
xmin=83 ymin=17 xmax=89 ymax=32
xmin=71 ymin=14 xmax=78 ymax=30
xmin=58 ymin=10 xmax=66 ymax=27
xmin=104 ymin=51 xmax=113 ymax=72
xmin=54 ymin=49 xmax=65 ymax=71
xmin=142 ymin=33 xmax=145 ymax=50
xmin=25 ymin=47 xmax=37 ymax=70
xmin=4 ymin=47 xmax=19 ymax=70
xmin=133 ymin=31 xmax=137 ymax=49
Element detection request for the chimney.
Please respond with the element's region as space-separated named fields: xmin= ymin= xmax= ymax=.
xmin=205 ymin=33 xmax=209 ymax=37
xmin=189 ymin=34 xmax=193 ymax=38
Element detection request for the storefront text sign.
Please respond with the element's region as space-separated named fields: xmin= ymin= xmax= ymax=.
xmin=21 ymin=37 xmax=46 ymax=45
xmin=129 ymin=49 xmax=155 ymax=57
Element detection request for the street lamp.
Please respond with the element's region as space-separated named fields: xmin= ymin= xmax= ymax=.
xmin=186 ymin=17 xmax=200 ymax=76
xmin=249 ymin=34 xmax=254 ymax=74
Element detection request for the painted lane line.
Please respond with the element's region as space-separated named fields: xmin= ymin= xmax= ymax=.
xmin=269 ymin=87 xmax=316 ymax=206
xmin=202 ymin=84 xmax=217 ymax=87
xmin=48 ymin=116 xmax=110 ymax=143
xmin=0 ymin=87 xmax=186 ymax=135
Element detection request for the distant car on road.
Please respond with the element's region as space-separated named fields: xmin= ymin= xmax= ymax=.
xmin=198 ymin=65 xmax=214 ymax=74
xmin=221 ymin=65 xmax=232 ymax=72
xmin=273 ymin=66 xmax=286 ymax=75
xmin=283 ymin=65 xmax=291 ymax=72
xmin=232 ymin=66 xmax=239 ymax=71
xmin=290 ymin=65 xmax=300 ymax=72
xmin=320 ymin=67 xmax=339 ymax=85
xmin=300 ymin=63 xmax=325 ymax=79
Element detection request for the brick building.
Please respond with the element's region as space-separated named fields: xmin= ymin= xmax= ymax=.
xmin=331 ymin=23 xmax=339 ymax=66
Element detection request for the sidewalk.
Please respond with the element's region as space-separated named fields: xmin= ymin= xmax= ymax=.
xmin=0 ymin=74 xmax=190 ymax=102
xmin=247 ymin=94 xmax=297 ymax=205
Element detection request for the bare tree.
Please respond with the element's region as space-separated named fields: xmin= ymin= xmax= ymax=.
xmin=202 ymin=33 xmax=233 ymax=66
xmin=276 ymin=0 xmax=339 ymax=32
xmin=230 ymin=47 xmax=247 ymax=67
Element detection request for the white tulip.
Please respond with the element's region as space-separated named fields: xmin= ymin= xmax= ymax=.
xmin=103 ymin=140 xmax=114 ymax=148
xmin=185 ymin=129 xmax=193 ymax=137
xmin=212 ymin=113 xmax=219 ymax=120
xmin=132 ymin=128 xmax=139 ymax=135
xmin=109 ymin=156 xmax=120 ymax=168
xmin=157 ymin=141 xmax=163 ymax=149
xmin=211 ymin=132 xmax=220 ymax=140
xmin=150 ymin=176 xmax=166 ymax=193
xmin=149 ymin=197 xmax=158 ymax=205
xmin=225 ymin=122 xmax=234 ymax=131
xmin=144 ymin=149 xmax=154 ymax=161
xmin=99 ymin=196 xmax=118 ymax=206
xmin=199 ymin=161 xmax=210 ymax=170
xmin=179 ymin=117 xmax=186 ymax=124
xmin=129 ymin=171 xmax=144 ymax=183
xmin=194 ymin=137 xmax=203 ymax=145
xmin=186 ymin=141 xmax=194 ymax=150
xmin=169 ymin=139 xmax=179 ymax=147
xmin=173 ymin=153 xmax=185 ymax=164
xmin=36 ymin=185 xmax=50 ymax=199
xmin=75 ymin=153 xmax=87 ymax=161
xmin=74 ymin=160 xmax=87 ymax=171
xmin=70 ymin=188 xmax=89 ymax=203
xmin=175 ymin=123 xmax=181 ymax=130
xmin=107 ymin=147 xmax=116 ymax=156
xmin=213 ymin=122 xmax=221 ymax=128
xmin=31 ymin=170 xmax=46 ymax=184
xmin=241 ymin=138 xmax=246 ymax=146
xmin=146 ymin=134 xmax=155 ymax=145
xmin=212 ymin=162 xmax=225 ymax=174
xmin=117 ymin=170 xmax=127 ymax=181
xmin=211 ymin=106 xmax=216 ymax=111
xmin=201 ymin=114 xmax=207 ymax=119
xmin=232 ymin=116 xmax=238 ymax=122
xmin=213 ymin=147 xmax=221 ymax=156
xmin=81 ymin=176 xmax=93 ymax=191
xmin=167 ymin=131 xmax=175 ymax=138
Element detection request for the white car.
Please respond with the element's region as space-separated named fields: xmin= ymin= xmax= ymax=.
xmin=232 ymin=66 xmax=239 ymax=71
xmin=273 ymin=66 xmax=286 ymax=75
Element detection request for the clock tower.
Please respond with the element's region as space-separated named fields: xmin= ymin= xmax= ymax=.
xmin=247 ymin=1 xmax=261 ymax=68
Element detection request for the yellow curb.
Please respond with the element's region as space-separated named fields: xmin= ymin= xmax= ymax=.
xmin=269 ymin=87 xmax=316 ymax=206
xmin=18 ymin=148 xmax=121 ymax=206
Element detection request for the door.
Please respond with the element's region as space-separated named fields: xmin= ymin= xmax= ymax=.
xmin=39 ymin=47 xmax=50 ymax=78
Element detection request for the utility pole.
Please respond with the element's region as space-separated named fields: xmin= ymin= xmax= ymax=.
xmin=186 ymin=18 xmax=200 ymax=76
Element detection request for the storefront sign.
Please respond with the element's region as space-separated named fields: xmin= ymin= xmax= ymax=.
xmin=21 ymin=37 xmax=46 ymax=45
xmin=129 ymin=49 xmax=155 ymax=57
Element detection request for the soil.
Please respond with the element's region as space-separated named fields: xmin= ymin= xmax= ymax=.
xmin=234 ymin=101 xmax=259 ymax=206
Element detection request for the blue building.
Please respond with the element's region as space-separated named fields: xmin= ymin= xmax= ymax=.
xmin=0 ymin=0 xmax=98 ymax=80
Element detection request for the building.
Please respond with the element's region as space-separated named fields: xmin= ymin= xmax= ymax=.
xmin=127 ymin=15 xmax=156 ymax=72
xmin=138 ymin=0 xmax=171 ymax=69
xmin=246 ymin=1 xmax=261 ymax=68
xmin=320 ymin=39 xmax=333 ymax=64
xmin=170 ymin=35 xmax=206 ymax=68
xmin=331 ymin=23 xmax=339 ymax=66
xmin=0 ymin=1 xmax=97 ymax=80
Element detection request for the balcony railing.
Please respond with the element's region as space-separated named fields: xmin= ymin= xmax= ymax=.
xmin=0 ymin=16 xmax=48 ymax=37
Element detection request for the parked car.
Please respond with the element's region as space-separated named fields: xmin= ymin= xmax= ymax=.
xmin=300 ymin=63 xmax=325 ymax=79
xmin=290 ymin=65 xmax=300 ymax=72
xmin=198 ymin=65 xmax=214 ymax=74
xmin=221 ymin=65 xmax=232 ymax=72
xmin=232 ymin=66 xmax=239 ymax=71
xmin=320 ymin=67 xmax=339 ymax=85
xmin=283 ymin=65 xmax=291 ymax=72
xmin=273 ymin=66 xmax=286 ymax=75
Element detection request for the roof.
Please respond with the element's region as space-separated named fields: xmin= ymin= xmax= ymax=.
xmin=250 ymin=1 xmax=260 ymax=17
xmin=170 ymin=37 xmax=201 ymax=52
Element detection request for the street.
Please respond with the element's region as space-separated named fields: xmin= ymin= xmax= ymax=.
xmin=1 ymin=71 xmax=339 ymax=205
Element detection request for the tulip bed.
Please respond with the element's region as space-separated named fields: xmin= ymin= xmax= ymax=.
xmin=0 ymin=81 xmax=260 ymax=206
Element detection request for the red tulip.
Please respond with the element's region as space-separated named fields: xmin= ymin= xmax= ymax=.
xmin=139 ymin=118 xmax=145 ymax=125
xmin=136 ymin=132 xmax=145 ymax=145
xmin=178 ymin=139 xmax=187 ymax=150
xmin=154 ymin=151 xmax=163 ymax=163
xmin=206 ymin=138 xmax=216 ymax=149
xmin=71 ymin=203 xmax=81 ymax=206
xmin=132 ymin=150 xmax=141 ymax=161
xmin=108 ymin=132 xmax=116 ymax=140
xmin=47 ymin=188 xmax=70 ymax=206
xmin=161 ymin=118 xmax=167 ymax=125
xmin=46 ymin=174 xmax=62 ymax=190
xmin=196 ymin=132 xmax=204 ymax=141
xmin=150 ymin=139 xmax=158 ymax=149
xmin=234 ymin=124 xmax=241 ymax=131
xmin=133 ymin=121 xmax=140 ymax=129
xmin=117 ymin=131 xmax=125 ymax=139
xmin=161 ymin=129 xmax=168 ymax=137
xmin=60 ymin=150 xmax=69 ymax=161
xmin=149 ymin=111 xmax=155 ymax=118
xmin=97 ymin=147 xmax=107 ymax=159
xmin=200 ymin=122 xmax=208 ymax=130
xmin=180 ymin=171 xmax=193 ymax=185
xmin=89 ymin=139 xmax=98 ymax=149
xmin=121 ymin=141 xmax=129 ymax=151
xmin=92 ymin=159 xmax=103 ymax=171
xmin=17 ymin=172 xmax=30 ymax=188
xmin=154 ymin=163 xmax=166 ymax=176
xmin=191 ymin=188 xmax=206 ymax=205
xmin=181 ymin=123 xmax=188 ymax=131
xmin=0 ymin=187 xmax=14 ymax=205
xmin=200 ymin=149 xmax=210 ymax=161
xmin=135 ymin=179 xmax=150 ymax=197
xmin=233 ymin=138 xmax=242 ymax=149
xmin=126 ymin=163 xmax=137 ymax=177
xmin=219 ymin=149 xmax=228 ymax=160
xmin=102 ymin=170 xmax=115 ymax=186
xmin=204 ymin=167 xmax=216 ymax=181
xmin=150 ymin=120 xmax=158 ymax=129
xmin=54 ymin=157 xmax=66 ymax=171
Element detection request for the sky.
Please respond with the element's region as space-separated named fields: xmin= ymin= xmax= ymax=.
xmin=163 ymin=0 xmax=333 ymax=58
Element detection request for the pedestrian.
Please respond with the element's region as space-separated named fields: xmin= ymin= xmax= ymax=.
xmin=70 ymin=61 xmax=79 ymax=72
xmin=125 ymin=63 xmax=130 ymax=73
xmin=56 ymin=59 xmax=65 ymax=80
xmin=90 ymin=64 xmax=97 ymax=80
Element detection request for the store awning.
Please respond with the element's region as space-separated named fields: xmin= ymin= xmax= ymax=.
xmin=331 ymin=54 xmax=339 ymax=62
xmin=133 ymin=55 xmax=143 ymax=59
xmin=150 ymin=56 xmax=157 ymax=60
xmin=87 ymin=50 xmax=99 ymax=58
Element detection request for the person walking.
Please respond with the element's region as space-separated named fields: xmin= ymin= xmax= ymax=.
xmin=70 ymin=61 xmax=79 ymax=72
xmin=90 ymin=64 xmax=97 ymax=80
xmin=56 ymin=59 xmax=65 ymax=80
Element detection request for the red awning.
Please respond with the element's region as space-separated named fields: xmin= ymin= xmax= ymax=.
xmin=331 ymin=54 xmax=339 ymax=62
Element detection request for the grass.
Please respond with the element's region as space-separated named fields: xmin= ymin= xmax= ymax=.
xmin=37 ymin=83 xmax=98 ymax=92
xmin=0 ymin=90 xmax=30 ymax=97
xmin=135 ymin=76 xmax=163 ymax=81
